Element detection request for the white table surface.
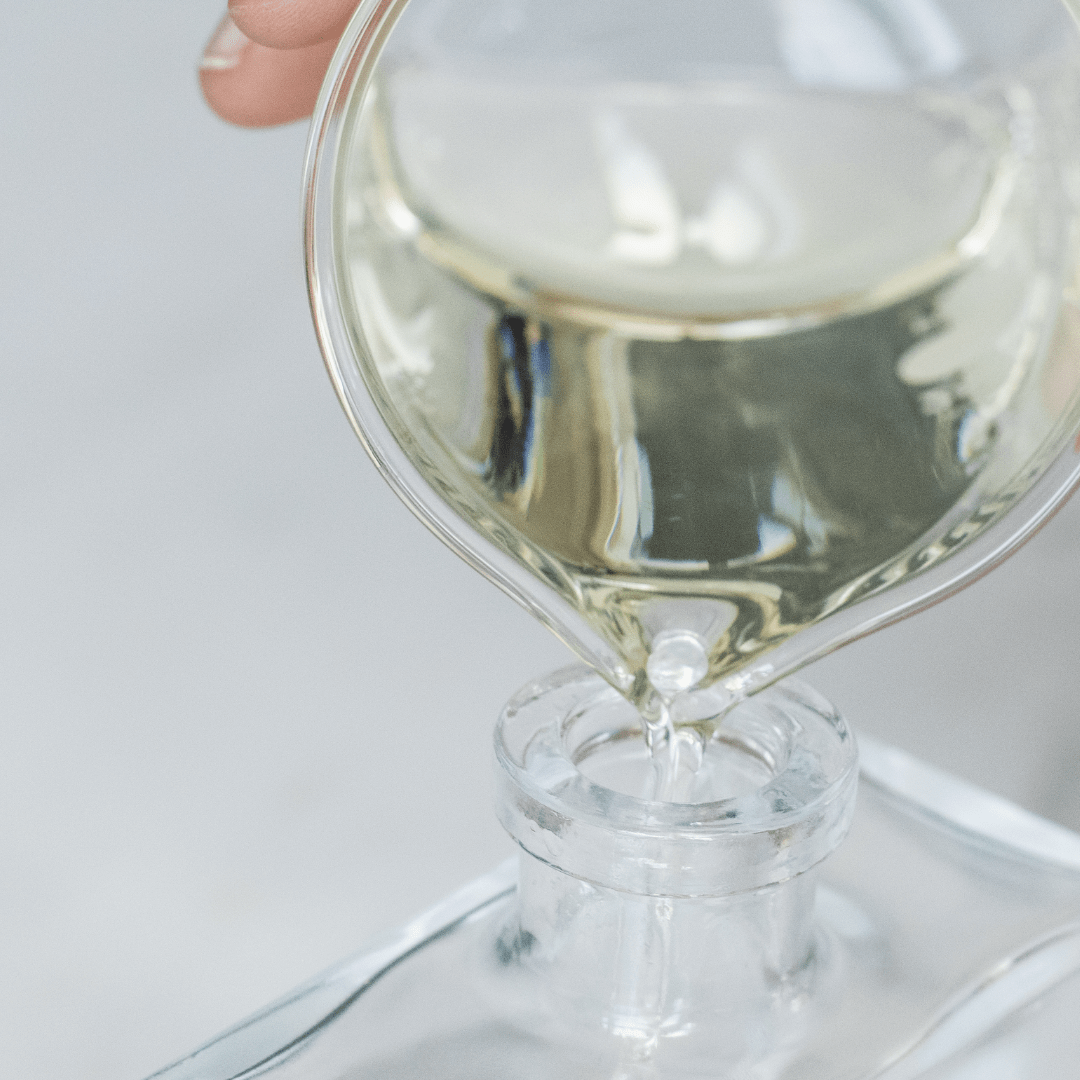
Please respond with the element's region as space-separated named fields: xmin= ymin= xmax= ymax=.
xmin=2 ymin=5 xmax=1078 ymax=1077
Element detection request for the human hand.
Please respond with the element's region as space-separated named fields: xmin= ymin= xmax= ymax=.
xmin=200 ymin=1 xmax=361 ymax=127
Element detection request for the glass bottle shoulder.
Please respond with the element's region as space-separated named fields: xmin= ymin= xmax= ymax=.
xmin=148 ymin=740 xmax=1080 ymax=1080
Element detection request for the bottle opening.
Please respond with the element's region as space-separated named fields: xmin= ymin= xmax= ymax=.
xmin=495 ymin=666 xmax=858 ymax=896
xmin=565 ymin=686 xmax=791 ymax=802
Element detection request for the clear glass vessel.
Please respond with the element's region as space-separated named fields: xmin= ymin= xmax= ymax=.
xmin=148 ymin=1 xmax=1080 ymax=1076
xmin=305 ymin=0 xmax=1080 ymax=714
xmin=150 ymin=669 xmax=1080 ymax=1079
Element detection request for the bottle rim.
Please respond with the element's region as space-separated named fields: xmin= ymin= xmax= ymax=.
xmin=493 ymin=666 xmax=859 ymax=897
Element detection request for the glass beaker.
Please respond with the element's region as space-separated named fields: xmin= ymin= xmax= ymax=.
xmin=306 ymin=0 xmax=1080 ymax=715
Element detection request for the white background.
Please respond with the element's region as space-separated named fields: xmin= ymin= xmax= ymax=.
xmin=1 ymin=5 xmax=1079 ymax=1078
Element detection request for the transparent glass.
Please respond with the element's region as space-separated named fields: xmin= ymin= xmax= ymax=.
xmin=305 ymin=0 xmax=1080 ymax=716
xmin=149 ymin=670 xmax=1080 ymax=1079
xmin=164 ymin=3 xmax=1080 ymax=1077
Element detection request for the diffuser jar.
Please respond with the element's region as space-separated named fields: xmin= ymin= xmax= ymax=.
xmin=151 ymin=670 xmax=1080 ymax=1080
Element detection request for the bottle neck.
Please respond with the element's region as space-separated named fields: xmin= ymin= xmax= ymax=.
xmin=512 ymin=852 xmax=819 ymax=1058
xmin=492 ymin=668 xmax=857 ymax=1064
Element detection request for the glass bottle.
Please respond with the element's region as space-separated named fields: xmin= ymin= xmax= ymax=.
xmin=151 ymin=669 xmax=1080 ymax=1079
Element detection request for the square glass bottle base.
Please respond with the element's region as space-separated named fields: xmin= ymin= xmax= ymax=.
xmin=150 ymin=671 xmax=1080 ymax=1080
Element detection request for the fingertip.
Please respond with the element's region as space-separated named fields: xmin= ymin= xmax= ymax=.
xmin=201 ymin=33 xmax=338 ymax=128
xmin=229 ymin=0 xmax=357 ymax=50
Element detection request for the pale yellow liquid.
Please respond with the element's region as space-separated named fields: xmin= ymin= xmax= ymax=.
xmin=335 ymin=71 xmax=1080 ymax=713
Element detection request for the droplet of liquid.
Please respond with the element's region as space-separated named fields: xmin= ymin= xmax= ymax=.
xmin=646 ymin=630 xmax=709 ymax=699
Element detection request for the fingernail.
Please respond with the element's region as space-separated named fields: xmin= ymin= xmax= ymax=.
xmin=201 ymin=13 xmax=250 ymax=71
